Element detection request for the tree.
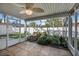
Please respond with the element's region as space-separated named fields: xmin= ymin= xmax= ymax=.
xmin=29 ymin=22 xmax=37 ymax=27
xmin=29 ymin=21 xmax=39 ymax=32
xmin=45 ymin=18 xmax=63 ymax=35
xmin=53 ymin=18 xmax=62 ymax=27
xmin=45 ymin=18 xmax=63 ymax=27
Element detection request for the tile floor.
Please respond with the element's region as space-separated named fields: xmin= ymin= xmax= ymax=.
xmin=0 ymin=41 xmax=71 ymax=56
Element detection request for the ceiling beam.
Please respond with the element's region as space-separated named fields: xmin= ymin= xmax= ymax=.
xmin=25 ymin=12 xmax=70 ymax=21
xmin=69 ymin=3 xmax=79 ymax=15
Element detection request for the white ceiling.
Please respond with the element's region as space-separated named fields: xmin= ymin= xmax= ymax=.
xmin=0 ymin=3 xmax=75 ymax=20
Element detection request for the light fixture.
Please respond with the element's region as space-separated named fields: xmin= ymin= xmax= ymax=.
xmin=25 ymin=9 xmax=33 ymax=16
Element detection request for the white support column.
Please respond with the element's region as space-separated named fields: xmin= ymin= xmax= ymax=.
xmin=74 ymin=10 xmax=78 ymax=56
xmin=62 ymin=19 xmax=64 ymax=37
xmin=64 ymin=17 xmax=68 ymax=40
xmin=53 ymin=21 xmax=54 ymax=35
xmin=29 ymin=21 xmax=31 ymax=35
xmin=47 ymin=19 xmax=49 ymax=34
xmin=25 ymin=21 xmax=27 ymax=40
xmin=68 ymin=16 xmax=72 ymax=44
xmin=6 ymin=16 xmax=9 ymax=48
xmin=40 ymin=20 xmax=42 ymax=32
xmin=65 ymin=17 xmax=68 ymax=41
xmin=19 ymin=20 xmax=21 ymax=42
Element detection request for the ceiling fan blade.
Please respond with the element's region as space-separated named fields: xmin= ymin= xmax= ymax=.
xmin=19 ymin=10 xmax=26 ymax=14
xmin=32 ymin=8 xmax=44 ymax=13
xmin=25 ymin=3 xmax=34 ymax=9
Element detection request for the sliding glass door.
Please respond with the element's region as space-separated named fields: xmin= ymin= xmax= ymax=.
xmin=7 ymin=16 xmax=20 ymax=46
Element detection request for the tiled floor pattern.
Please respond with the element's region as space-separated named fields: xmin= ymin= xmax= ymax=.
xmin=0 ymin=41 xmax=71 ymax=56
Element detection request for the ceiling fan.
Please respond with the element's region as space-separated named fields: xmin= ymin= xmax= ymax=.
xmin=14 ymin=3 xmax=44 ymax=16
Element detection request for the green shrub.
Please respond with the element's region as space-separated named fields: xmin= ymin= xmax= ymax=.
xmin=9 ymin=34 xmax=19 ymax=39
xmin=59 ymin=36 xmax=67 ymax=47
xmin=59 ymin=36 xmax=65 ymax=45
xmin=37 ymin=32 xmax=67 ymax=48
xmin=51 ymin=35 xmax=61 ymax=45
xmin=37 ymin=34 xmax=51 ymax=45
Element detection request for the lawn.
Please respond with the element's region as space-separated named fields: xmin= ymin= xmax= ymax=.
xmin=9 ymin=32 xmax=26 ymax=39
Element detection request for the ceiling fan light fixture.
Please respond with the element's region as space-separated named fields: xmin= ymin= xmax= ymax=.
xmin=25 ymin=9 xmax=33 ymax=16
